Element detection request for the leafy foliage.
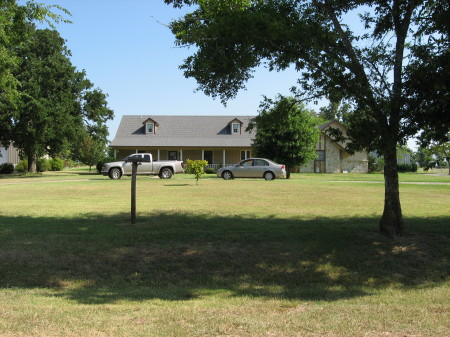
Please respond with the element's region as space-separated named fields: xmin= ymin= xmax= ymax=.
xmin=0 ymin=27 xmax=113 ymax=173
xmin=165 ymin=0 xmax=450 ymax=236
xmin=77 ymin=135 xmax=106 ymax=171
xmin=184 ymin=159 xmax=208 ymax=185
xmin=247 ymin=95 xmax=320 ymax=178
xmin=0 ymin=163 xmax=14 ymax=174
xmin=48 ymin=157 xmax=64 ymax=171
xmin=0 ymin=0 xmax=71 ymax=109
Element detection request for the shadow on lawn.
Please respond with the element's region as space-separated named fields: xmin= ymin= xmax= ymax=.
xmin=0 ymin=212 xmax=448 ymax=304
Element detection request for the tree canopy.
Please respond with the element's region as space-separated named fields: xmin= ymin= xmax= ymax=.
xmin=165 ymin=0 xmax=450 ymax=236
xmin=247 ymin=95 xmax=320 ymax=178
xmin=0 ymin=0 xmax=70 ymax=108
xmin=0 ymin=27 xmax=113 ymax=172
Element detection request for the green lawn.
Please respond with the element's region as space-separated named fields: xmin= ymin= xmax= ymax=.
xmin=0 ymin=170 xmax=449 ymax=336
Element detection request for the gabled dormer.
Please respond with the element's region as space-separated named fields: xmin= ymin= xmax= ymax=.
xmin=228 ymin=118 xmax=243 ymax=135
xmin=142 ymin=118 xmax=159 ymax=134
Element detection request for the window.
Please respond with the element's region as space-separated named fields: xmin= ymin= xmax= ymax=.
xmin=168 ymin=151 xmax=178 ymax=160
xmin=316 ymin=150 xmax=325 ymax=161
xmin=232 ymin=123 xmax=240 ymax=134
xmin=241 ymin=150 xmax=251 ymax=160
xmin=146 ymin=122 xmax=154 ymax=134
xmin=241 ymin=159 xmax=253 ymax=167
xmin=254 ymin=159 xmax=269 ymax=166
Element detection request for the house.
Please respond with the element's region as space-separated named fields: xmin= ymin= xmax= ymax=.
xmin=0 ymin=144 xmax=20 ymax=166
xmin=298 ymin=120 xmax=368 ymax=173
xmin=110 ymin=115 xmax=254 ymax=169
xmin=110 ymin=115 xmax=368 ymax=173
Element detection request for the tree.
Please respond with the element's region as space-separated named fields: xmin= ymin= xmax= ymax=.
xmin=318 ymin=100 xmax=352 ymax=125
xmin=0 ymin=28 xmax=113 ymax=173
xmin=0 ymin=0 xmax=70 ymax=109
xmin=416 ymin=136 xmax=450 ymax=174
xmin=247 ymin=95 xmax=320 ymax=178
xmin=185 ymin=159 xmax=208 ymax=185
xmin=77 ymin=135 xmax=106 ymax=172
xmin=165 ymin=0 xmax=450 ymax=236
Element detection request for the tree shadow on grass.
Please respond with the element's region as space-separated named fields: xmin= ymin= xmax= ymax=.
xmin=0 ymin=212 xmax=448 ymax=304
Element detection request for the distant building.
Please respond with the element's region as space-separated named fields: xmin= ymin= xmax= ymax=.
xmin=0 ymin=144 xmax=20 ymax=165
xmin=110 ymin=115 xmax=368 ymax=173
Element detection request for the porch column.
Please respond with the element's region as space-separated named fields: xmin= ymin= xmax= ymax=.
xmin=180 ymin=149 xmax=183 ymax=161
xmin=113 ymin=149 xmax=117 ymax=158
xmin=202 ymin=150 xmax=205 ymax=160
xmin=223 ymin=149 xmax=226 ymax=167
xmin=157 ymin=149 xmax=160 ymax=161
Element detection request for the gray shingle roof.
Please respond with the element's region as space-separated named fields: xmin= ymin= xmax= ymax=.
xmin=110 ymin=115 xmax=256 ymax=148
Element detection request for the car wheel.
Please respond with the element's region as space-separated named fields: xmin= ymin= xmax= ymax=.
xmin=264 ymin=171 xmax=275 ymax=181
xmin=222 ymin=171 xmax=233 ymax=180
xmin=159 ymin=167 xmax=173 ymax=179
xmin=109 ymin=168 xmax=122 ymax=180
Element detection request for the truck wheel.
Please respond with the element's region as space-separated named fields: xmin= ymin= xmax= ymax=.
xmin=109 ymin=168 xmax=122 ymax=180
xmin=222 ymin=171 xmax=233 ymax=180
xmin=159 ymin=168 xmax=173 ymax=179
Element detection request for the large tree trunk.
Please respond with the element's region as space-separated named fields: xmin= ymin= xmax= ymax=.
xmin=285 ymin=164 xmax=291 ymax=179
xmin=27 ymin=153 xmax=37 ymax=173
xmin=380 ymin=144 xmax=404 ymax=236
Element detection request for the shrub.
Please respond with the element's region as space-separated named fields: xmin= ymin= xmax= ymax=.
xmin=184 ymin=159 xmax=208 ymax=185
xmin=368 ymin=154 xmax=384 ymax=173
xmin=397 ymin=163 xmax=418 ymax=172
xmin=204 ymin=167 xmax=216 ymax=174
xmin=15 ymin=160 xmax=28 ymax=173
xmin=64 ymin=158 xmax=75 ymax=168
xmin=36 ymin=158 xmax=49 ymax=172
xmin=0 ymin=163 xmax=14 ymax=174
xmin=96 ymin=157 xmax=116 ymax=173
xmin=48 ymin=157 xmax=64 ymax=171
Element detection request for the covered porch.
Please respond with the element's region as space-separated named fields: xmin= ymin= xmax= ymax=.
xmin=113 ymin=147 xmax=252 ymax=169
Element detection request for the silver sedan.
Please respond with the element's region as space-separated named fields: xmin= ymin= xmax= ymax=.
xmin=217 ymin=158 xmax=286 ymax=180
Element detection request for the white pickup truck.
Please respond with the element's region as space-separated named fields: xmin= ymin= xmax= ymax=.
xmin=101 ymin=153 xmax=184 ymax=179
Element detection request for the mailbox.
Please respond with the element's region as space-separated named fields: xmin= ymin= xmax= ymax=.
xmin=125 ymin=155 xmax=151 ymax=163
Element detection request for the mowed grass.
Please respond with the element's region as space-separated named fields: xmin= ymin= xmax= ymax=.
xmin=0 ymin=170 xmax=449 ymax=336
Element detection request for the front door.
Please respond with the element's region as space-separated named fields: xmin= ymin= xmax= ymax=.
xmin=204 ymin=151 xmax=213 ymax=165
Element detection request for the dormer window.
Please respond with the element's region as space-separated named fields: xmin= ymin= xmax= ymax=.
xmin=232 ymin=123 xmax=240 ymax=134
xmin=142 ymin=117 xmax=158 ymax=134
xmin=146 ymin=122 xmax=154 ymax=134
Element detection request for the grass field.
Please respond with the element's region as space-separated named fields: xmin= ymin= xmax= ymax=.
xmin=0 ymin=170 xmax=449 ymax=336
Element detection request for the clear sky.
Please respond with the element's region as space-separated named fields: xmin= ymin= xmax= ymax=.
xmin=28 ymin=0 xmax=418 ymax=149
xmin=32 ymin=0 xmax=303 ymax=141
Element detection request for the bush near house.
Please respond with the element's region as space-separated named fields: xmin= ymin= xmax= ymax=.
xmin=36 ymin=158 xmax=49 ymax=172
xmin=48 ymin=157 xmax=64 ymax=171
xmin=204 ymin=167 xmax=216 ymax=174
xmin=15 ymin=157 xmax=64 ymax=173
xmin=184 ymin=159 xmax=208 ymax=185
xmin=0 ymin=163 xmax=14 ymax=174
xmin=397 ymin=163 xmax=418 ymax=172
xmin=368 ymin=154 xmax=384 ymax=173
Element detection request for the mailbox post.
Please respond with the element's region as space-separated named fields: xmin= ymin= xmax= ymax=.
xmin=130 ymin=162 xmax=138 ymax=224
xmin=125 ymin=155 xmax=151 ymax=224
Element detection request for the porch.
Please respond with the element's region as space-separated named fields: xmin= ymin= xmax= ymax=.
xmin=113 ymin=147 xmax=252 ymax=168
